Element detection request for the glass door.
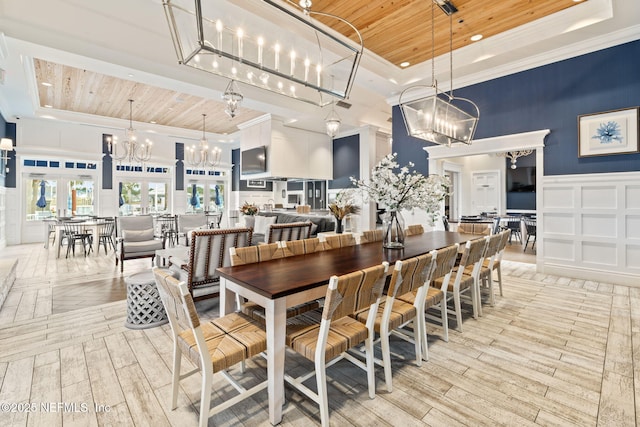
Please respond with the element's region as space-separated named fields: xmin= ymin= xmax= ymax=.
xmin=118 ymin=179 xmax=170 ymax=216
xmin=186 ymin=181 xmax=225 ymax=213
xmin=25 ymin=176 xmax=95 ymax=221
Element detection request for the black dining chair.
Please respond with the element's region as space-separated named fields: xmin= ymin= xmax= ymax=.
xmin=523 ymin=218 xmax=537 ymax=251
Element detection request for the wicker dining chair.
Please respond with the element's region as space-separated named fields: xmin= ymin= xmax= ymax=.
xmin=397 ymin=244 xmax=459 ymax=360
xmin=434 ymin=237 xmax=488 ymax=332
xmin=229 ymin=243 xmax=320 ymax=322
xmin=405 ymin=224 xmax=425 ymax=236
xmin=152 ymin=268 xmax=267 ymax=427
xmin=353 ymin=253 xmax=436 ymax=392
xmin=360 ymin=229 xmax=384 ymax=244
xmin=285 ymin=263 xmax=388 ymax=427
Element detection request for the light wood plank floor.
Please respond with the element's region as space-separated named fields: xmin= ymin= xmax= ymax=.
xmin=0 ymin=243 xmax=635 ymax=426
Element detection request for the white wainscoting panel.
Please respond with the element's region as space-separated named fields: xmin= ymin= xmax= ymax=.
xmin=541 ymin=171 xmax=640 ymax=286
xmin=543 ymin=186 xmax=574 ymax=209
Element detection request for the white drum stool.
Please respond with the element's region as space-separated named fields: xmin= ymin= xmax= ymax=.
xmin=124 ymin=270 xmax=168 ymax=329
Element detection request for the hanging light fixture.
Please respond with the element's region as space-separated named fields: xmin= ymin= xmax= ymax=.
xmin=325 ymin=101 xmax=341 ymax=138
xmin=108 ymin=99 xmax=153 ymax=165
xmin=187 ymin=113 xmax=222 ymax=169
xmin=0 ymin=137 xmax=14 ymax=173
xmin=399 ymin=0 xmax=479 ymax=146
xmin=162 ymin=0 xmax=363 ymax=106
xmin=222 ymin=80 xmax=243 ymax=118
xmin=497 ymin=149 xmax=533 ymax=169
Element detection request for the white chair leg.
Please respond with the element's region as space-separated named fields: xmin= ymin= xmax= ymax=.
xmin=497 ymin=267 xmax=504 ymax=296
xmin=453 ymin=292 xmax=463 ymax=332
xmin=365 ymin=336 xmax=376 ymax=399
xmin=470 ymin=283 xmax=480 ymax=319
xmin=199 ymin=369 xmax=213 ymax=427
xmin=171 ymin=342 xmax=182 ymax=410
xmin=418 ymin=313 xmax=429 ymax=362
xmin=380 ymin=325 xmax=393 ymax=392
xmin=440 ymin=301 xmax=449 ymax=342
xmin=315 ymin=359 xmax=330 ymax=427
xmin=488 ymin=274 xmax=495 ymax=306
xmin=412 ymin=319 xmax=422 ymax=367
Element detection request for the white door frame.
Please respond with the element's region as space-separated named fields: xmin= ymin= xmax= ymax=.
xmin=425 ymin=129 xmax=549 ymax=267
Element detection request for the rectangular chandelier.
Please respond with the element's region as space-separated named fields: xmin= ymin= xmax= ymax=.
xmin=400 ymin=89 xmax=479 ymax=146
xmin=163 ymin=0 xmax=363 ymax=106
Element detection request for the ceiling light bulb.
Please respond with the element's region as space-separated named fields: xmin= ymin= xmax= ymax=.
xmin=470 ymin=34 xmax=483 ymax=42
xmin=400 ymin=61 xmax=410 ymax=67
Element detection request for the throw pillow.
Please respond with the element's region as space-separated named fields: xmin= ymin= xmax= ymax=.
xmin=123 ymin=228 xmax=154 ymax=242
xmin=243 ymin=215 xmax=256 ymax=229
xmin=254 ymin=215 xmax=277 ymax=235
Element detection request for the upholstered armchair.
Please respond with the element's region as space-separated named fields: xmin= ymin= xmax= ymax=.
xmin=169 ymin=227 xmax=253 ymax=301
xmin=176 ymin=213 xmax=208 ymax=246
xmin=115 ymin=215 xmax=164 ymax=273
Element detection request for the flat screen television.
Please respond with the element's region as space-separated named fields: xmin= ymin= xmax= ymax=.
xmin=241 ymin=146 xmax=267 ymax=174
xmin=507 ymin=166 xmax=536 ymax=192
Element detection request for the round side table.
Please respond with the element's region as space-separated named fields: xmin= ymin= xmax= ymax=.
xmin=124 ymin=270 xmax=169 ymax=329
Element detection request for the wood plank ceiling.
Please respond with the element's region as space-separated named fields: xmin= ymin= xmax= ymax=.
xmin=312 ymin=0 xmax=583 ymax=67
xmin=33 ymin=0 xmax=585 ymax=133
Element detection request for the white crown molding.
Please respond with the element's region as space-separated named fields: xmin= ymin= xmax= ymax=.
xmin=425 ymin=129 xmax=549 ymax=160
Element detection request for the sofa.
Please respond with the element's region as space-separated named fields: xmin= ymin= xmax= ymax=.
xmin=243 ymin=212 xmax=336 ymax=245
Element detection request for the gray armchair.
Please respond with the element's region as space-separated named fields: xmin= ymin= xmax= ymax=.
xmin=176 ymin=213 xmax=208 ymax=246
xmin=115 ymin=215 xmax=164 ymax=273
xmin=169 ymin=227 xmax=253 ymax=301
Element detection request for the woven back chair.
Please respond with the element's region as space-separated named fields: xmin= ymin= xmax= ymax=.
xmin=303 ymin=237 xmax=326 ymax=253
xmin=474 ymin=232 xmax=503 ymax=311
xmin=324 ymin=233 xmax=356 ymax=250
xmin=398 ymin=244 xmax=458 ymax=359
xmin=171 ymin=228 xmax=252 ymax=301
xmin=152 ymin=268 xmax=267 ymax=427
xmin=229 ymin=243 xmax=320 ymax=322
xmin=360 ymin=229 xmax=384 ymax=244
xmin=405 ymin=224 xmax=424 ymax=236
xmin=434 ymin=237 xmax=488 ymax=332
xmin=285 ymin=263 xmax=388 ymax=426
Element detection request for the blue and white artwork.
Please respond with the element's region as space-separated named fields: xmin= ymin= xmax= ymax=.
xmin=588 ymin=117 xmax=627 ymax=150
xmin=580 ymin=108 xmax=639 ymax=157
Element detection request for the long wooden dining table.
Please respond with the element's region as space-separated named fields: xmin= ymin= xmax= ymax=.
xmin=216 ymin=230 xmax=479 ymax=425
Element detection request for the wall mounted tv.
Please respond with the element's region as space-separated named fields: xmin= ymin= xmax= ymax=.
xmin=241 ymin=146 xmax=267 ymax=174
xmin=507 ymin=166 xmax=536 ymax=192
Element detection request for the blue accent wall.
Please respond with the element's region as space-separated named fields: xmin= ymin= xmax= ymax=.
xmin=101 ymin=134 xmax=113 ymax=189
xmin=175 ymin=143 xmax=185 ymax=191
xmin=392 ymin=39 xmax=640 ymax=176
xmin=329 ymin=134 xmax=359 ymax=189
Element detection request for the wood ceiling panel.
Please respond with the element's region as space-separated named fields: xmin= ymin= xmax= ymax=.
xmin=34 ymin=59 xmax=264 ymax=135
xmin=311 ymin=0 xmax=583 ymax=67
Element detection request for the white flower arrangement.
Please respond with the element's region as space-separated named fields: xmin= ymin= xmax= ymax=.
xmin=350 ymin=153 xmax=450 ymax=221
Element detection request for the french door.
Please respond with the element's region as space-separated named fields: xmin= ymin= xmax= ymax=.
xmin=118 ymin=179 xmax=170 ymax=215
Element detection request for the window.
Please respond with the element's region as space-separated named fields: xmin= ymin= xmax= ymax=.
xmin=25 ymin=179 xmax=57 ymax=221
xmin=187 ymin=182 xmax=225 ymax=213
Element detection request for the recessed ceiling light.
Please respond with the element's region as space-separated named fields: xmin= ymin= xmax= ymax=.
xmin=150 ymin=121 xmax=156 ymax=124
xmin=400 ymin=62 xmax=410 ymax=68
xmin=128 ymin=73 xmax=134 ymax=78
xmin=44 ymin=104 xmax=52 ymax=108
xmin=41 ymin=82 xmax=52 ymax=87
xmin=470 ymin=34 xmax=483 ymax=42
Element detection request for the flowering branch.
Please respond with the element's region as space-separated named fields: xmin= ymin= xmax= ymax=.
xmin=350 ymin=153 xmax=450 ymax=221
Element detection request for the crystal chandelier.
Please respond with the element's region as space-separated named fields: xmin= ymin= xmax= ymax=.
xmin=399 ymin=0 xmax=479 ymax=146
xmin=222 ymin=80 xmax=243 ymax=118
xmin=187 ymin=114 xmax=222 ymax=169
xmin=109 ymin=99 xmax=153 ymax=164
xmin=162 ymin=0 xmax=363 ymax=106
xmin=497 ymin=150 xmax=533 ymax=169
xmin=325 ymin=101 xmax=341 ymax=137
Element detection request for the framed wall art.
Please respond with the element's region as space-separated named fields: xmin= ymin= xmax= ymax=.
xmin=578 ymin=107 xmax=639 ymax=157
